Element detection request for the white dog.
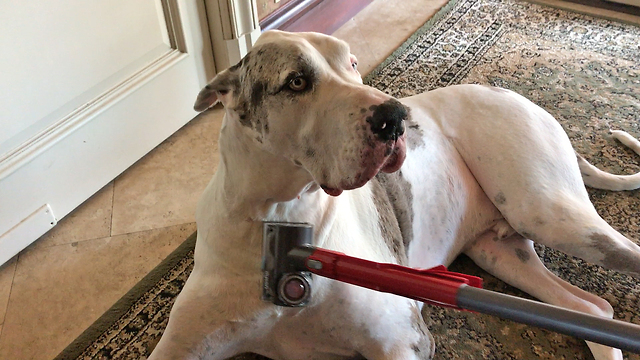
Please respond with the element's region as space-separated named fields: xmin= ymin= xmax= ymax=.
xmin=149 ymin=30 xmax=640 ymax=360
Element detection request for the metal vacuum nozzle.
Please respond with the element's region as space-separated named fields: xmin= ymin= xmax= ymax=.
xmin=261 ymin=222 xmax=314 ymax=306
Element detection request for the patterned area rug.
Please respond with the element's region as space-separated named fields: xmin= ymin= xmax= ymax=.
xmin=56 ymin=0 xmax=640 ymax=359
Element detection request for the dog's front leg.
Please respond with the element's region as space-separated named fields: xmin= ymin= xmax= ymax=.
xmin=357 ymin=305 xmax=434 ymax=360
xmin=360 ymin=346 xmax=431 ymax=360
xmin=149 ymin=275 xmax=269 ymax=360
xmin=148 ymin=299 xmax=243 ymax=360
xmin=149 ymin=318 xmax=240 ymax=360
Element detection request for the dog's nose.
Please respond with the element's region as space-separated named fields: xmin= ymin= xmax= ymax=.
xmin=367 ymin=99 xmax=407 ymax=141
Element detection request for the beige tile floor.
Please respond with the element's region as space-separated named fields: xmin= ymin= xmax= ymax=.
xmin=2 ymin=1 xmax=637 ymax=359
xmin=0 ymin=1 xmax=447 ymax=359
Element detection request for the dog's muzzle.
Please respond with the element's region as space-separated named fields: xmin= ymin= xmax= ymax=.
xmin=320 ymin=99 xmax=408 ymax=197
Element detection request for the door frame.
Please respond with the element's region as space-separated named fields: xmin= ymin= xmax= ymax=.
xmin=205 ymin=0 xmax=262 ymax=71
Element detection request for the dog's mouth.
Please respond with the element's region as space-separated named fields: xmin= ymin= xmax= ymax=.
xmin=321 ymin=135 xmax=407 ymax=197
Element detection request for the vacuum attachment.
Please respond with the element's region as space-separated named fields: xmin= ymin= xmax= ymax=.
xmin=261 ymin=221 xmax=640 ymax=353
xmin=262 ymin=222 xmax=314 ymax=306
xmin=261 ymin=221 xmax=482 ymax=309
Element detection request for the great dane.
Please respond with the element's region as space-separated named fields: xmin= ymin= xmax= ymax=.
xmin=149 ymin=30 xmax=640 ymax=360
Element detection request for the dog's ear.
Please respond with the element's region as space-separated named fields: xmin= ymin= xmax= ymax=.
xmin=194 ymin=68 xmax=240 ymax=112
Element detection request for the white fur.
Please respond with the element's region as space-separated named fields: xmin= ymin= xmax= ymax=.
xmin=149 ymin=31 xmax=640 ymax=360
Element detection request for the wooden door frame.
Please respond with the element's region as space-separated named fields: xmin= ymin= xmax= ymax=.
xmin=205 ymin=0 xmax=262 ymax=72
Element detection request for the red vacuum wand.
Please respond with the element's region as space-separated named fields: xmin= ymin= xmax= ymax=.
xmin=261 ymin=222 xmax=640 ymax=354
xmin=302 ymin=248 xmax=482 ymax=310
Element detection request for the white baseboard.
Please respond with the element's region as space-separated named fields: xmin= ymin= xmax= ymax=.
xmin=0 ymin=205 xmax=57 ymax=264
xmin=0 ymin=50 xmax=200 ymax=265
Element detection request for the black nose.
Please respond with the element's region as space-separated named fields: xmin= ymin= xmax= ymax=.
xmin=367 ymin=99 xmax=408 ymax=141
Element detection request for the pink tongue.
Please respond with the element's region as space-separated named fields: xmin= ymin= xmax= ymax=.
xmin=321 ymin=185 xmax=343 ymax=197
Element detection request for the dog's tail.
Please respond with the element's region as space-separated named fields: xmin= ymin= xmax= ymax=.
xmin=578 ymin=130 xmax=640 ymax=191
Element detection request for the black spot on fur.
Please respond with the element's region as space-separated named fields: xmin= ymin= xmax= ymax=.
xmin=405 ymin=114 xmax=425 ymax=150
xmin=306 ymin=148 xmax=316 ymax=158
xmin=589 ymin=233 xmax=640 ymax=276
xmin=494 ymin=192 xmax=506 ymax=205
xmin=370 ymin=177 xmax=406 ymax=264
xmin=514 ymin=248 xmax=530 ymax=263
xmin=372 ymin=171 xmax=415 ymax=256
xmin=238 ymin=113 xmax=251 ymax=128
xmin=251 ymin=81 xmax=268 ymax=109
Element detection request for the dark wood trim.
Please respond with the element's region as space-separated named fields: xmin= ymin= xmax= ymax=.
xmin=260 ymin=0 xmax=373 ymax=35
xmin=565 ymin=0 xmax=640 ymax=15
xmin=260 ymin=0 xmax=324 ymax=31
xmin=280 ymin=0 xmax=373 ymax=34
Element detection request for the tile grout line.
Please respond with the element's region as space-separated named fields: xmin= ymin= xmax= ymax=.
xmin=109 ymin=180 xmax=116 ymax=237
xmin=0 ymin=259 xmax=19 ymax=342
xmin=43 ymin=221 xmax=197 ymax=250
xmin=108 ymin=221 xmax=197 ymax=240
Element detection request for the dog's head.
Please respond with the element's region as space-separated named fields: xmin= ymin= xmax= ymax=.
xmin=194 ymin=30 xmax=408 ymax=196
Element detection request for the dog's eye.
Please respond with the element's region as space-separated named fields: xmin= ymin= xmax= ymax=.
xmin=289 ymin=77 xmax=307 ymax=91
xmin=351 ymin=61 xmax=358 ymax=71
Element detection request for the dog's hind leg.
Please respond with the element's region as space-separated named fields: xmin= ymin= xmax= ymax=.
xmin=501 ymin=191 xmax=640 ymax=279
xmin=437 ymin=87 xmax=640 ymax=278
xmin=463 ymin=129 xmax=640 ymax=277
xmin=464 ymin=231 xmax=623 ymax=360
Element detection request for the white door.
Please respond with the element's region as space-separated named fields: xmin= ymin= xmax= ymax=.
xmin=0 ymin=0 xmax=217 ymax=265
